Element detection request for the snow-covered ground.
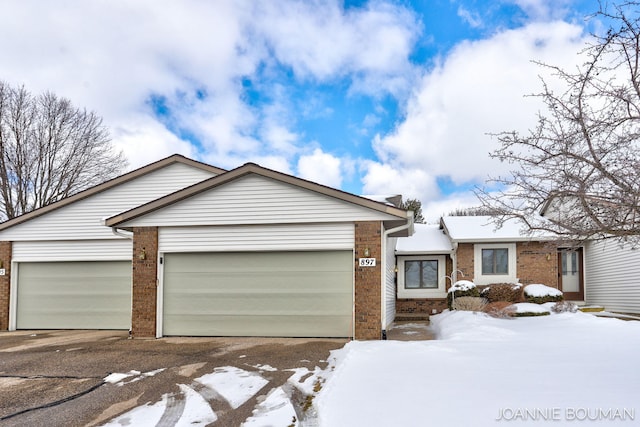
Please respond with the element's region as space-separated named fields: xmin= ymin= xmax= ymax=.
xmin=317 ymin=311 xmax=640 ymax=426
xmin=101 ymin=311 xmax=639 ymax=426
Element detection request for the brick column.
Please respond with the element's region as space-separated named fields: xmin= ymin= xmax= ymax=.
xmin=132 ymin=227 xmax=158 ymax=338
xmin=0 ymin=241 xmax=11 ymax=330
xmin=354 ymin=221 xmax=382 ymax=340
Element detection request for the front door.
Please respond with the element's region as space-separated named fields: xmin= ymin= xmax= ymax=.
xmin=558 ymin=248 xmax=584 ymax=301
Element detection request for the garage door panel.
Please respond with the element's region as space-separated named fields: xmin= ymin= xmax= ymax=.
xmin=17 ymin=261 xmax=132 ymax=330
xmin=163 ymin=314 xmax=352 ymax=337
xmin=163 ymin=251 xmax=353 ymax=337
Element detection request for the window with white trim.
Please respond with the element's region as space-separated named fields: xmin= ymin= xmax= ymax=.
xmin=473 ymin=243 xmax=517 ymax=285
xmin=481 ymin=248 xmax=509 ymax=275
xmin=397 ymin=255 xmax=446 ymax=298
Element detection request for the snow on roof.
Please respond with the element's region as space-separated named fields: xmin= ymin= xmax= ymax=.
xmin=360 ymin=194 xmax=402 ymax=207
xmin=396 ymin=223 xmax=452 ymax=254
xmin=441 ymin=215 xmax=554 ymax=242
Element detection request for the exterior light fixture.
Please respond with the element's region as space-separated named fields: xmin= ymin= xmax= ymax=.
xmin=139 ymin=248 xmax=147 ymax=260
xmin=364 ymin=247 xmax=370 ymax=257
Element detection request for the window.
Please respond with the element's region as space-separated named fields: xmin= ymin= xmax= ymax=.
xmin=404 ymin=260 xmax=439 ymax=289
xmin=473 ymin=243 xmax=517 ymax=286
xmin=397 ymin=255 xmax=446 ymax=298
xmin=481 ymin=248 xmax=509 ymax=275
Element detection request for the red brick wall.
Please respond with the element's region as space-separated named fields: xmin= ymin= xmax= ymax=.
xmin=354 ymin=221 xmax=382 ymax=340
xmin=517 ymin=241 xmax=558 ymax=287
xmin=132 ymin=227 xmax=158 ymax=338
xmin=0 ymin=241 xmax=11 ymax=330
xmin=455 ymin=241 xmax=558 ymax=286
xmin=456 ymin=243 xmax=474 ymax=280
xmin=396 ymin=298 xmax=448 ymax=315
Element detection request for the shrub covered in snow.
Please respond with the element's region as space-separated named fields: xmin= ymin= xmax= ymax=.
xmin=512 ymin=302 xmax=551 ymax=317
xmin=484 ymin=301 xmax=517 ymax=318
xmin=480 ymin=283 xmax=523 ymax=303
xmin=446 ymin=280 xmax=479 ymax=309
xmin=524 ymin=284 xmax=563 ymax=304
xmin=551 ymin=300 xmax=579 ymax=313
xmin=452 ymin=296 xmax=488 ymax=312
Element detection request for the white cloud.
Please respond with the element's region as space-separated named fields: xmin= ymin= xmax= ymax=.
xmin=252 ymin=1 xmax=421 ymax=97
xmin=297 ymin=149 xmax=344 ymax=188
xmin=364 ymin=20 xmax=588 ymax=216
xmin=0 ymin=0 xmax=420 ymax=173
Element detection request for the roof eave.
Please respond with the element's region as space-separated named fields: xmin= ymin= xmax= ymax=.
xmin=0 ymin=154 xmax=226 ymax=232
xmin=106 ymin=162 xmax=410 ymax=227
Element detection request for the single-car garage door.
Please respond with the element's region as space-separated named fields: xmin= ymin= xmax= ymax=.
xmin=163 ymin=251 xmax=353 ymax=337
xmin=16 ymin=261 xmax=132 ymax=329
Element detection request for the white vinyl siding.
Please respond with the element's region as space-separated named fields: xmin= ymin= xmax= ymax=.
xmin=119 ymin=175 xmax=400 ymax=227
xmin=162 ymin=251 xmax=353 ymax=337
xmin=0 ymin=163 xmax=216 ymax=241
xmin=16 ymin=261 xmax=131 ymax=329
xmin=12 ymin=239 xmax=132 ymax=262
xmin=584 ymin=240 xmax=640 ymax=313
xmin=384 ymin=236 xmax=397 ymax=328
xmin=159 ymin=224 xmax=354 ymax=252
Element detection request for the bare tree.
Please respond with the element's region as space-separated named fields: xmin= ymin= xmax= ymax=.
xmin=0 ymin=82 xmax=127 ymax=220
xmin=476 ymin=2 xmax=640 ymax=245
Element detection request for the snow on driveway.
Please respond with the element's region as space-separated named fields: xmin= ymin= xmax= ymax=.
xmin=316 ymin=311 xmax=640 ymax=426
xmin=101 ymin=364 xmax=325 ymax=426
xmin=100 ymin=311 xmax=639 ymax=426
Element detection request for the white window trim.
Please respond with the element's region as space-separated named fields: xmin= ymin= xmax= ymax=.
xmin=397 ymin=255 xmax=447 ymax=298
xmin=473 ymin=243 xmax=517 ymax=286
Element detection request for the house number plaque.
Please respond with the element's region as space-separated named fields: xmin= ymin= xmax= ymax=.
xmin=359 ymin=258 xmax=376 ymax=267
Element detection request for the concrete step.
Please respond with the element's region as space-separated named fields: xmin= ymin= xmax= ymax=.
xmin=578 ymin=305 xmax=605 ymax=312
xmin=394 ymin=313 xmax=430 ymax=321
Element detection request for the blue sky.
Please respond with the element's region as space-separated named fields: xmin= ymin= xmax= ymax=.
xmin=0 ymin=0 xmax=602 ymax=221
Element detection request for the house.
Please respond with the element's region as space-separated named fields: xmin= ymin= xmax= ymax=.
xmin=394 ymin=216 xmax=567 ymax=318
xmin=0 ymin=155 xmax=413 ymax=340
xmin=540 ymin=196 xmax=640 ymax=314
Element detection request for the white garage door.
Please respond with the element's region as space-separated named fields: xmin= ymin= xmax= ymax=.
xmin=16 ymin=261 xmax=132 ymax=329
xmin=163 ymin=251 xmax=353 ymax=337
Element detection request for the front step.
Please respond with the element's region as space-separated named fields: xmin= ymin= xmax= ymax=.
xmin=578 ymin=305 xmax=605 ymax=313
xmin=395 ymin=313 xmax=430 ymax=321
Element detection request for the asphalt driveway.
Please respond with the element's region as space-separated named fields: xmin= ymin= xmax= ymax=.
xmin=0 ymin=330 xmax=347 ymax=426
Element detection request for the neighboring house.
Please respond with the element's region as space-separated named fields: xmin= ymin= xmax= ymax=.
xmin=394 ymin=216 xmax=566 ymax=317
xmin=0 ymin=155 xmax=413 ymax=340
xmin=541 ymin=197 xmax=640 ymax=314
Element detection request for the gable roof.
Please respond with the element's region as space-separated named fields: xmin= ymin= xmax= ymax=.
xmin=440 ymin=215 xmax=556 ymax=242
xmin=396 ymin=223 xmax=453 ymax=254
xmin=105 ymin=162 xmax=411 ymax=229
xmin=0 ymin=154 xmax=225 ymax=231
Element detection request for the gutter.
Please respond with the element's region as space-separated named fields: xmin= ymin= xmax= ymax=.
xmin=111 ymin=227 xmax=133 ymax=239
xmin=381 ymin=212 xmax=415 ymax=339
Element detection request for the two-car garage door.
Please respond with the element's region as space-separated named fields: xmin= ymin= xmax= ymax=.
xmin=162 ymin=251 xmax=353 ymax=337
xmin=16 ymin=261 xmax=132 ymax=329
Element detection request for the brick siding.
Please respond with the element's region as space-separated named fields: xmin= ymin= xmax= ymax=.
xmin=0 ymin=241 xmax=11 ymax=330
xmin=456 ymin=241 xmax=558 ymax=287
xmin=354 ymin=221 xmax=382 ymax=340
xmin=131 ymin=227 xmax=158 ymax=338
xmin=517 ymin=241 xmax=558 ymax=287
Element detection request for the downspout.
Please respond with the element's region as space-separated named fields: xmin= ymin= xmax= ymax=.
xmin=451 ymin=242 xmax=459 ymax=283
xmin=381 ymin=212 xmax=414 ymax=339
